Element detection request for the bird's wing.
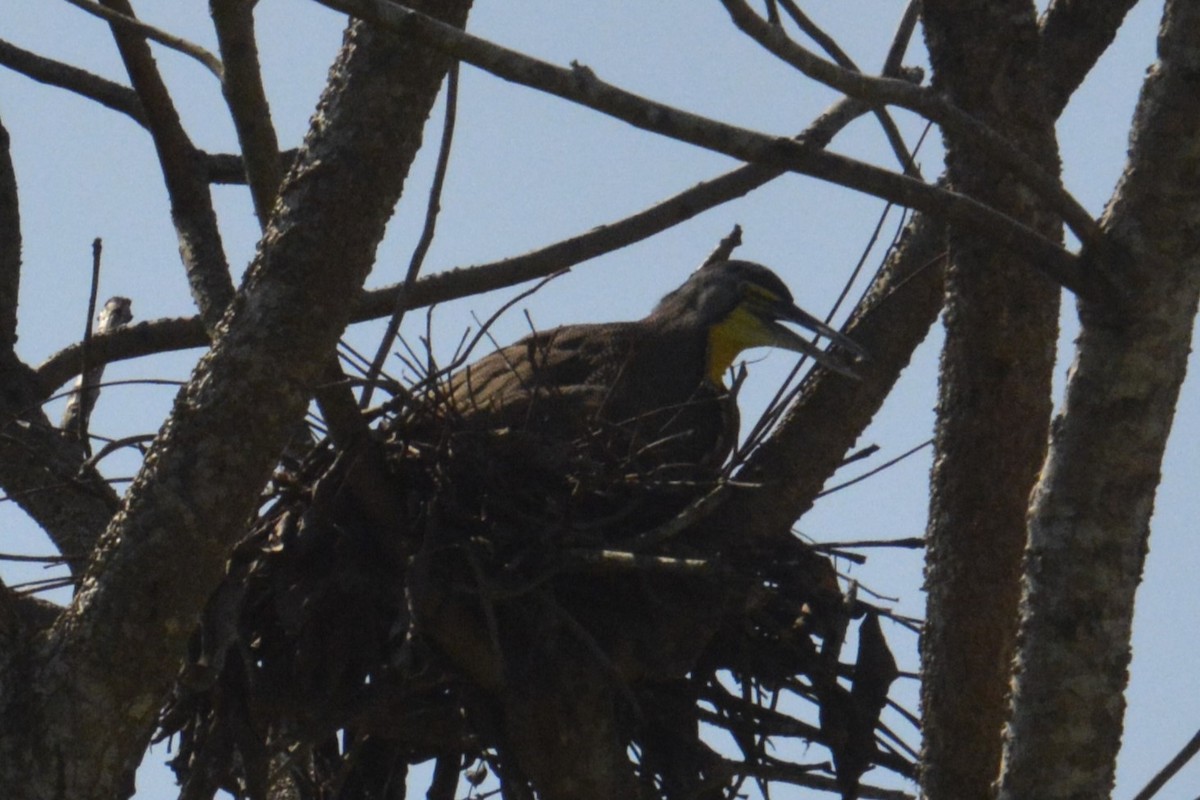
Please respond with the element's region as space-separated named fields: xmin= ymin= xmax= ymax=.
xmin=448 ymin=325 xmax=637 ymax=432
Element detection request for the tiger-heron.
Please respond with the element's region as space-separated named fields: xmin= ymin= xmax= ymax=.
xmin=448 ymin=260 xmax=864 ymax=475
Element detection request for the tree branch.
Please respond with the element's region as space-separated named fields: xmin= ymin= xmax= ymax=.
xmin=211 ymin=0 xmax=283 ymax=226
xmin=719 ymin=0 xmax=1101 ymax=250
xmin=5 ymin=5 xmax=474 ymax=796
xmin=63 ymin=0 xmax=224 ymax=78
xmin=919 ymin=3 xmax=1064 ymax=795
xmin=35 ymin=94 xmax=876 ymax=396
xmin=314 ymin=0 xmax=1095 ymax=299
xmin=0 ymin=116 xmax=19 ymax=352
xmin=0 ymin=38 xmax=147 ymax=127
xmin=1039 ymin=0 xmax=1141 ymax=115
xmin=204 ymin=148 xmax=298 ymax=184
xmin=99 ymin=0 xmax=235 ymax=330
xmin=999 ymin=2 xmax=1200 ymax=794
xmin=0 ymin=116 xmax=117 ymax=568
xmin=773 ymin=0 xmax=919 ymax=177
xmin=1131 ymin=727 xmax=1200 ymax=800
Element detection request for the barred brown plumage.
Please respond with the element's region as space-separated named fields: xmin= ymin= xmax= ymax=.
xmin=447 ymin=259 xmax=864 ymax=475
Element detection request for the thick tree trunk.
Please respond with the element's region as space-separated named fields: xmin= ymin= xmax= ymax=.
xmin=0 ymin=4 xmax=472 ymax=797
xmin=999 ymin=3 xmax=1200 ymax=795
xmin=919 ymin=4 xmax=1062 ymax=798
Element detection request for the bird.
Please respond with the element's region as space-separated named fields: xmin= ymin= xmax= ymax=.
xmin=445 ymin=260 xmax=865 ymax=478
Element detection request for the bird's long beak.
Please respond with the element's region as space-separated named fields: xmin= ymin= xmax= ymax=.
xmin=763 ymin=300 xmax=867 ymax=379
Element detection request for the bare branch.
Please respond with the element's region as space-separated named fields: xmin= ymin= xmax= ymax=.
xmin=1039 ymin=0 xmax=1141 ymax=115
xmin=0 ymin=116 xmax=19 ymax=352
xmin=0 ymin=38 xmax=298 ymax=196
xmin=774 ymin=0 xmax=919 ymax=177
xmin=37 ymin=95 xmax=877 ymax=396
xmin=36 ymin=316 xmax=206 ymax=397
xmin=62 ymin=0 xmax=223 ymax=78
xmin=719 ymin=0 xmax=1101 ymax=249
xmin=211 ymin=0 xmax=283 ymax=226
xmin=12 ymin=6 xmax=472 ymax=795
xmin=99 ymin=0 xmax=234 ymax=330
xmin=0 ymin=38 xmax=147 ymax=127
xmin=203 ymin=148 xmax=297 ymax=184
xmin=700 ymin=224 xmax=743 ymax=267
xmin=315 ymin=0 xmax=1094 ymax=298
xmin=882 ymin=1 xmax=921 ymax=76
xmin=919 ymin=2 xmax=1065 ymax=793
xmin=61 ymin=240 xmax=104 ymax=445
xmin=0 ymin=39 xmax=302 ymax=199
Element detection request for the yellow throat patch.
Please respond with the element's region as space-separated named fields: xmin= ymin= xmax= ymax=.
xmin=706 ymin=303 xmax=780 ymax=386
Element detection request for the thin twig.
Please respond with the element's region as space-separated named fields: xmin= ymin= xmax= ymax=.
xmin=719 ymin=0 xmax=1101 ymax=249
xmin=774 ymin=0 xmax=919 ymax=177
xmin=1131 ymin=728 xmax=1200 ymax=800
xmin=0 ymin=552 xmax=78 ymax=563
xmin=561 ymin=549 xmax=715 ymax=575
xmin=362 ymin=61 xmax=460 ymax=408
xmin=817 ymin=439 xmax=933 ymax=497
xmin=809 ymin=537 xmax=925 ymax=551
xmin=62 ymin=0 xmax=224 ymax=78
xmin=81 ymin=434 xmax=157 ymax=471
xmin=881 ymin=0 xmax=922 ymax=76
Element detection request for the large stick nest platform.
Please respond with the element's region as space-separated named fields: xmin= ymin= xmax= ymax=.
xmin=157 ymin=378 xmax=911 ymax=800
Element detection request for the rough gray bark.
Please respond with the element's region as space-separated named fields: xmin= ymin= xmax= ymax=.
xmin=999 ymin=2 xmax=1200 ymax=795
xmin=0 ymin=3 xmax=471 ymax=796
xmin=918 ymin=3 xmax=1063 ymax=798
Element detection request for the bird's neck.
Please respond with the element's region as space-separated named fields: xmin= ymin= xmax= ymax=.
xmin=705 ymin=305 xmax=763 ymax=386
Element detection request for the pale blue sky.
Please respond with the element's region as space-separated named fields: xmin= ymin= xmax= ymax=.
xmin=1 ymin=1 xmax=1192 ymax=797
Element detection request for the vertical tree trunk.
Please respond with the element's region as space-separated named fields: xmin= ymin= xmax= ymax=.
xmin=919 ymin=3 xmax=1062 ymax=797
xmin=999 ymin=3 xmax=1200 ymax=795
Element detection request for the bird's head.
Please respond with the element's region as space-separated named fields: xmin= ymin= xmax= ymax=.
xmin=653 ymin=260 xmax=865 ymax=386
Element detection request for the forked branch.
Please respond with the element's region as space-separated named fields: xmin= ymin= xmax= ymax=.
xmin=313 ymin=0 xmax=1096 ymax=299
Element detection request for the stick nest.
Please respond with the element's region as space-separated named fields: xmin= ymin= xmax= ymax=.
xmin=157 ymin=381 xmax=909 ymax=800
